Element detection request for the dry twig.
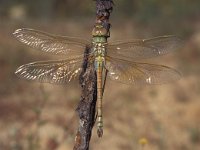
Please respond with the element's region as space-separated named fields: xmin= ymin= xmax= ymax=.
xmin=73 ymin=0 xmax=113 ymax=150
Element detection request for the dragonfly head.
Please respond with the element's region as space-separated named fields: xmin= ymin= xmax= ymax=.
xmin=92 ymin=24 xmax=110 ymax=37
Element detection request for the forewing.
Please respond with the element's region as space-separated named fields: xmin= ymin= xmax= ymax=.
xmin=15 ymin=58 xmax=83 ymax=84
xmin=106 ymin=57 xmax=181 ymax=85
xmin=107 ymin=35 xmax=182 ymax=61
xmin=13 ymin=28 xmax=89 ymax=56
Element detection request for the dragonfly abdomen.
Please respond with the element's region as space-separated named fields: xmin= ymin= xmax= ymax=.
xmin=96 ymin=60 xmax=104 ymax=137
xmin=93 ymin=41 xmax=107 ymax=137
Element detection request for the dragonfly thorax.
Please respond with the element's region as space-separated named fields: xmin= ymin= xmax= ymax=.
xmin=92 ymin=42 xmax=106 ymax=71
xmin=93 ymin=42 xmax=106 ymax=57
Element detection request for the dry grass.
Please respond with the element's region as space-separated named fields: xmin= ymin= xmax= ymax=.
xmin=0 ymin=19 xmax=200 ymax=150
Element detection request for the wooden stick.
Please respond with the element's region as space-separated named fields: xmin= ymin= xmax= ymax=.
xmin=73 ymin=1 xmax=113 ymax=150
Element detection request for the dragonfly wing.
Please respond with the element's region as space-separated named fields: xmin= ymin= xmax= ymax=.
xmin=15 ymin=58 xmax=83 ymax=84
xmin=13 ymin=28 xmax=90 ymax=56
xmin=106 ymin=57 xmax=181 ymax=85
xmin=107 ymin=35 xmax=182 ymax=61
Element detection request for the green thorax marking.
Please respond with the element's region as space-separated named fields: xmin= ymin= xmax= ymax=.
xmin=92 ymin=36 xmax=107 ymax=43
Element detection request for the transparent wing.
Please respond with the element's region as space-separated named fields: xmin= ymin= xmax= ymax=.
xmin=15 ymin=58 xmax=83 ymax=84
xmin=106 ymin=57 xmax=181 ymax=85
xmin=13 ymin=28 xmax=89 ymax=56
xmin=107 ymin=35 xmax=182 ymax=61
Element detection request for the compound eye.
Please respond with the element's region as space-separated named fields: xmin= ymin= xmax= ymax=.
xmin=92 ymin=27 xmax=98 ymax=36
xmin=99 ymin=28 xmax=108 ymax=36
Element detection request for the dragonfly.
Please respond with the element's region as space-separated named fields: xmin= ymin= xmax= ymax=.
xmin=13 ymin=23 xmax=182 ymax=137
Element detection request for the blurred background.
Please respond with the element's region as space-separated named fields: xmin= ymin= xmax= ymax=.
xmin=0 ymin=0 xmax=200 ymax=150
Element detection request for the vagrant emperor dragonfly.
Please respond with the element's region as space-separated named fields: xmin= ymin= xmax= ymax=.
xmin=13 ymin=23 xmax=182 ymax=137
